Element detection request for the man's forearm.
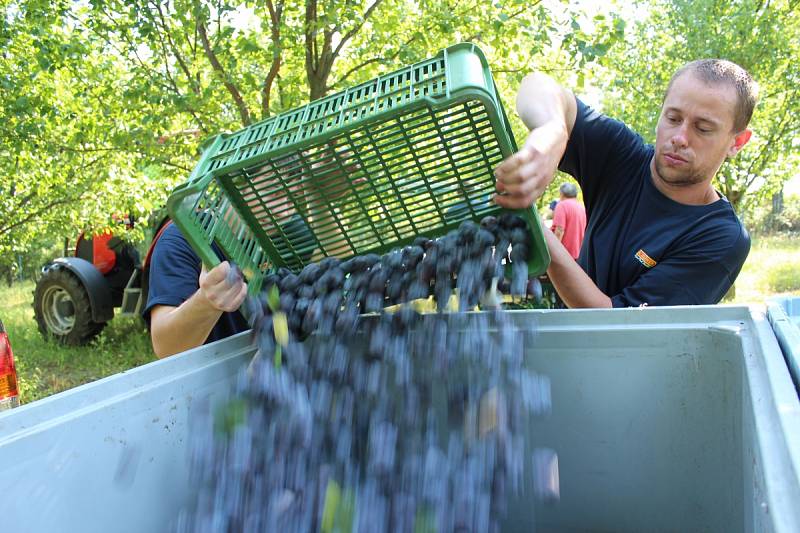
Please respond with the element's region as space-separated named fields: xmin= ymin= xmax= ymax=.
xmin=150 ymin=292 xmax=223 ymax=358
xmin=307 ymin=204 xmax=351 ymax=260
xmin=494 ymin=73 xmax=577 ymax=209
xmin=544 ymin=229 xmax=611 ymax=309
xmin=516 ymin=72 xmax=577 ymax=138
xmin=305 ymin=143 xmax=358 ymax=259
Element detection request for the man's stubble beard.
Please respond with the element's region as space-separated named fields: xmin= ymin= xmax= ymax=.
xmin=653 ymin=157 xmax=706 ymax=187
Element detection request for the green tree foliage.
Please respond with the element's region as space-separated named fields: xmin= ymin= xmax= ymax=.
xmin=2 ymin=0 xmax=621 ymax=267
xmin=598 ymin=0 xmax=800 ymax=218
xmin=1 ymin=1 xmax=181 ymax=261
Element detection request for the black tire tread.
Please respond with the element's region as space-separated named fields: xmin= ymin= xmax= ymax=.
xmin=33 ymin=267 xmax=107 ymax=345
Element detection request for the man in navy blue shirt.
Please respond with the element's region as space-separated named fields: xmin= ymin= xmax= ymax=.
xmin=144 ymin=215 xmax=318 ymax=358
xmin=494 ymin=60 xmax=757 ymax=307
xmin=144 ymin=223 xmax=251 ymax=358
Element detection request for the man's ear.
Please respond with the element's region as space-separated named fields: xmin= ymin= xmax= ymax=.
xmin=728 ymin=129 xmax=752 ymax=158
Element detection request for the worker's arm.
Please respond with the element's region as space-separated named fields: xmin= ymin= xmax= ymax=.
xmin=543 ymin=227 xmax=611 ymax=308
xmin=494 ymin=73 xmax=578 ymax=209
xmin=552 ymin=225 xmax=565 ymax=241
xmin=149 ymin=261 xmax=247 ymax=358
xmin=306 ymin=188 xmax=351 ymax=260
xmin=305 ymin=141 xmax=362 ymax=259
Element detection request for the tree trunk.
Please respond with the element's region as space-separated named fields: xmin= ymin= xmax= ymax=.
xmin=772 ymin=188 xmax=784 ymax=215
xmin=308 ymin=74 xmax=328 ymax=101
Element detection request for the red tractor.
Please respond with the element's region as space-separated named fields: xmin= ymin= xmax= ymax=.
xmin=33 ymin=214 xmax=170 ymax=345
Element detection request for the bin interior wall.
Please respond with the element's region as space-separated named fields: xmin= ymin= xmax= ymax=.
xmin=503 ymin=328 xmax=745 ymax=533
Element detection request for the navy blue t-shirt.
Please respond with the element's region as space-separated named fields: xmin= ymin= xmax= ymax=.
xmin=143 ymin=223 xmax=249 ymax=344
xmin=558 ymin=98 xmax=750 ymax=307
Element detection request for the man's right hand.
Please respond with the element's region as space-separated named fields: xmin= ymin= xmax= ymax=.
xmin=198 ymin=261 xmax=248 ymax=312
xmin=493 ymin=72 xmax=577 ymax=210
xmin=494 ymin=121 xmax=570 ymax=209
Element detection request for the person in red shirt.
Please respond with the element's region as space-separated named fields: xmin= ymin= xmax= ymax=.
xmin=551 ymin=182 xmax=586 ymax=259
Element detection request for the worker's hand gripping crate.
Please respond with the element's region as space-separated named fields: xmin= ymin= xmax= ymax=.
xmin=168 ymin=43 xmax=550 ymax=295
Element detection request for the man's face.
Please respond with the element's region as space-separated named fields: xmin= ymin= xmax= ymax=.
xmin=653 ymin=72 xmax=745 ymax=187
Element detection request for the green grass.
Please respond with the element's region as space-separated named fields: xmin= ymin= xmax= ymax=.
xmin=728 ymin=233 xmax=800 ymax=304
xmin=3 ymin=280 xmax=155 ymax=404
xmin=1 ymin=233 xmax=797 ymax=405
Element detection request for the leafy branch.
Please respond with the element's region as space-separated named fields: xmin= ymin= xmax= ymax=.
xmin=0 ymin=153 xmax=110 ymax=237
xmin=328 ymin=35 xmax=415 ymax=91
xmin=198 ymin=18 xmax=252 ymax=125
xmin=305 ymin=0 xmax=386 ymax=100
xmin=262 ymin=0 xmax=285 ymax=118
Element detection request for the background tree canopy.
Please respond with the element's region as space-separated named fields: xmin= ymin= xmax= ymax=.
xmin=598 ymin=0 xmax=800 ymax=216
xmin=1 ymin=0 xmax=797 ymax=274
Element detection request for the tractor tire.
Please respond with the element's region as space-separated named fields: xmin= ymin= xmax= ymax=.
xmin=33 ymin=267 xmax=107 ymax=345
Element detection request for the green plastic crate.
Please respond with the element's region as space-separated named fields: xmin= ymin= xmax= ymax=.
xmin=167 ymin=42 xmax=550 ymax=294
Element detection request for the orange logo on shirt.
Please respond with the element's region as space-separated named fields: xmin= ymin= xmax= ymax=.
xmin=635 ymin=249 xmax=657 ymax=268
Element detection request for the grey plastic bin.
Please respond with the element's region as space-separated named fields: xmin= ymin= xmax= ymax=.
xmin=768 ymin=296 xmax=800 ymax=394
xmin=1 ymin=306 xmax=799 ymax=532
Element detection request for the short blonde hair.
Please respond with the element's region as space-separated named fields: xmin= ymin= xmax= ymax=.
xmin=666 ymin=59 xmax=758 ymax=132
